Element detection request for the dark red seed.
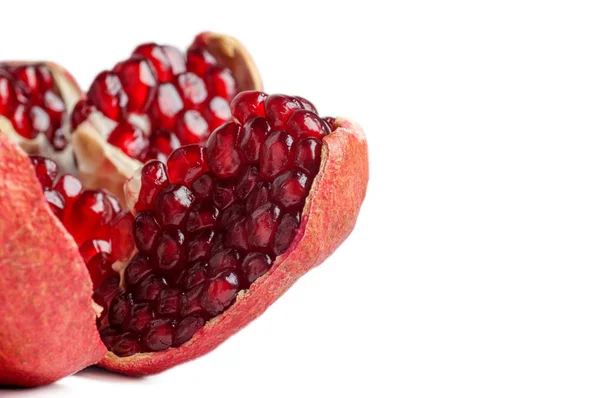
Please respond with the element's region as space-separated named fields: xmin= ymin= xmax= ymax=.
xmin=270 ymin=171 xmax=309 ymax=209
xmin=109 ymin=211 xmax=135 ymax=260
xmin=110 ymin=332 xmax=141 ymax=357
xmin=236 ymin=166 xmax=259 ymax=200
xmin=208 ymin=249 xmax=241 ymax=275
xmin=204 ymin=67 xmax=236 ymax=101
xmin=273 ymin=212 xmax=300 ymax=255
xmin=174 ymin=110 xmax=210 ymax=145
xmin=180 ymin=284 xmax=205 ymax=317
xmin=124 ymin=303 xmax=153 ymax=332
xmin=70 ymin=100 xmax=93 ymax=129
xmin=135 ymin=160 xmax=169 ymax=212
xmin=166 ymin=145 xmax=209 ymax=186
xmin=134 ymin=211 xmax=161 ymax=253
xmin=190 ymin=173 xmax=214 ymax=200
xmin=30 ymin=156 xmax=58 ymax=188
xmin=107 ymin=121 xmax=149 ymax=160
xmin=79 ymin=239 xmax=110 ymax=264
xmin=88 ymin=71 xmax=128 ymax=121
xmin=65 ymin=190 xmax=114 ymax=244
xmin=179 ymin=261 xmax=208 ymax=290
xmin=286 ymin=109 xmax=330 ymax=139
xmin=135 ymin=274 xmax=166 ymax=302
xmin=86 ymin=252 xmax=117 ymax=290
xmin=225 ymin=219 xmax=249 ymax=251
xmin=231 ymin=91 xmax=268 ymax=124
xmin=323 ymin=116 xmax=337 ymax=131
xmin=200 ymin=270 xmax=240 ymax=316
xmin=109 ymin=293 xmax=133 ymax=326
xmin=186 ymin=230 xmax=215 ymax=262
xmin=156 ymin=288 xmax=181 ymax=316
xmin=154 ymin=184 xmax=194 ymax=227
xmin=238 ymin=117 xmax=269 ymax=163
xmin=146 ymin=128 xmax=181 ymax=163
xmin=294 ymin=138 xmax=322 ymax=175
xmin=242 ymin=252 xmax=273 ymax=284
xmin=247 ymin=202 xmax=281 ymax=249
xmin=124 ymin=254 xmax=153 ymax=286
xmin=173 ymin=315 xmax=205 ymax=347
xmin=149 ymin=83 xmax=184 ymax=130
xmin=155 ymin=228 xmax=185 ymax=273
xmin=93 ymin=276 xmax=121 ymax=308
xmin=143 ymin=319 xmax=174 ymax=352
xmin=295 ymin=96 xmax=318 ymax=113
xmin=115 ymin=56 xmax=157 ymax=113
xmin=186 ymin=204 xmax=219 ymax=233
xmin=264 ymin=94 xmax=302 ymax=128
xmin=206 ymin=122 xmax=242 ymax=178
xmin=11 ymin=104 xmax=35 ymax=138
xmin=260 ymin=130 xmax=294 ymax=180
xmin=212 ymin=181 xmax=236 ymax=210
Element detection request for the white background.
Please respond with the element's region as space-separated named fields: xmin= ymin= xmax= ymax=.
xmin=2 ymin=0 xmax=600 ymax=397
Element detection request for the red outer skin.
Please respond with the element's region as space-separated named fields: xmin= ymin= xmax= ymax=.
xmin=100 ymin=117 xmax=369 ymax=375
xmin=0 ymin=135 xmax=106 ymax=387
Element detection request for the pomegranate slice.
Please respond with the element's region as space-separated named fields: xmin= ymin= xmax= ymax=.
xmin=71 ymin=32 xmax=262 ymax=202
xmin=0 ymin=137 xmax=106 ymax=387
xmin=0 ymin=62 xmax=82 ymax=173
xmin=0 ymin=91 xmax=367 ymax=383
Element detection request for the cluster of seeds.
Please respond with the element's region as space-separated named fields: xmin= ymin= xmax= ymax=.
xmin=71 ymin=38 xmax=239 ymax=163
xmin=0 ymin=64 xmax=68 ymax=149
xmin=94 ymin=92 xmax=335 ymax=356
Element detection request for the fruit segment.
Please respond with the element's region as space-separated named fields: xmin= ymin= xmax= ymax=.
xmin=71 ymin=32 xmax=262 ymax=202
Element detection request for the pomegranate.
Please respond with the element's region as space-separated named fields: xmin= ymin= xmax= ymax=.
xmin=0 ymin=62 xmax=82 ymax=173
xmin=71 ymin=32 xmax=262 ymax=202
xmin=0 ymin=91 xmax=368 ymax=384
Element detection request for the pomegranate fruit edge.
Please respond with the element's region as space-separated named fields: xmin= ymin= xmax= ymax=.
xmin=71 ymin=31 xmax=263 ymax=203
xmin=0 ymin=134 xmax=106 ymax=387
xmin=99 ymin=117 xmax=369 ymax=376
xmin=0 ymin=61 xmax=82 ymax=174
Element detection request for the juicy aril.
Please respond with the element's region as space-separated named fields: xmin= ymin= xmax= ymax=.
xmin=0 ymin=62 xmax=82 ymax=172
xmin=71 ymin=32 xmax=262 ymax=202
xmin=0 ymin=91 xmax=368 ymax=386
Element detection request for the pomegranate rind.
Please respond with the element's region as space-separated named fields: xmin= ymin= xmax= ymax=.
xmin=0 ymin=61 xmax=82 ymax=174
xmin=99 ymin=117 xmax=368 ymax=375
xmin=0 ymin=135 xmax=106 ymax=387
xmin=71 ymin=32 xmax=262 ymax=202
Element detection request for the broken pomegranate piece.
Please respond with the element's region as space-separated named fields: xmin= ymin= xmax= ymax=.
xmin=0 ymin=62 xmax=81 ymax=173
xmin=71 ymin=32 xmax=262 ymax=202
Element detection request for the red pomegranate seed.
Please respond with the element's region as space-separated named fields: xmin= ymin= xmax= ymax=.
xmin=135 ymin=160 xmax=169 ymax=211
xmin=179 ymin=262 xmax=208 ymax=290
xmin=156 ymin=288 xmax=181 ymax=316
xmin=134 ymin=211 xmax=161 ymax=253
xmin=133 ymin=43 xmax=174 ymax=83
xmin=29 ymin=156 xmax=58 ymax=188
xmin=231 ymin=91 xmax=268 ymax=124
xmin=107 ymin=121 xmax=149 ymax=160
xmin=174 ymin=109 xmax=210 ymax=146
xmin=154 ymin=184 xmax=194 ymax=227
xmin=166 ymin=145 xmax=209 ymax=186
xmin=109 ymin=211 xmax=135 ymax=260
xmin=149 ymin=83 xmax=184 ymax=130
xmin=11 ymin=104 xmax=38 ymax=139
xmin=212 ymin=181 xmax=236 ymax=210
xmin=247 ymin=202 xmax=281 ymax=249
xmin=110 ymin=332 xmax=141 ymax=357
xmin=143 ymin=319 xmax=174 ymax=351
xmin=180 ymin=284 xmax=205 ymax=317
xmin=260 ymin=130 xmax=294 ymax=180
xmin=204 ymin=67 xmax=236 ymax=100
xmin=163 ymin=46 xmax=186 ymax=75
xmin=53 ymin=174 xmax=82 ymax=211
xmin=14 ymin=65 xmax=42 ymax=93
xmin=115 ymin=57 xmax=157 ymax=113
xmin=236 ymin=166 xmax=259 ymax=200
xmin=65 ymin=190 xmax=115 ymax=244
xmin=124 ymin=254 xmax=153 ymax=286
xmin=206 ymin=122 xmax=242 ymax=178
xmin=190 ymin=173 xmax=214 ymax=200
xmin=43 ymin=90 xmax=66 ymax=128
xmin=270 ymin=171 xmax=309 ymax=209
xmin=93 ymin=276 xmax=121 ymax=309
xmin=146 ymin=128 xmax=181 ymax=163
xmin=241 ymin=252 xmax=273 ymax=284
xmin=286 ymin=109 xmax=330 ymax=139
xmin=295 ymin=96 xmax=318 ymax=113
xmin=200 ymin=270 xmax=240 ymax=316
xmin=44 ymin=189 xmax=65 ymax=218
xmin=173 ymin=315 xmax=205 ymax=347
xmin=71 ymin=100 xmax=93 ymax=129
xmin=87 ymin=252 xmax=117 ymax=290
xmin=203 ymin=97 xmax=232 ymax=131
xmin=79 ymin=239 xmax=111 ymax=263
xmin=0 ymin=72 xmax=18 ymax=115
xmin=225 ymin=219 xmax=249 ymax=251
xmin=264 ymin=94 xmax=302 ymax=128
xmin=294 ymin=138 xmax=322 ymax=175
xmin=238 ymin=117 xmax=269 ymax=163
xmin=134 ymin=274 xmax=166 ymax=302
xmin=155 ymin=229 xmax=185 ymax=273
xmin=47 ymin=127 xmax=68 ymax=151
xmin=88 ymin=71 xmax=128 ymax=121
xmin=175 ymin=72 xmax=208 ymax=110
xmin=323 ymin=116 xmax=337 ymax=131
xmin=186 ymin=230 xmax=215 ymax=262
xmin=124 ymin=303 xmax=153 ymax=333
xmin=186 ymin=47 xmax=217 ymax=77
xmin=246 ymin=182 xmax=270 ymax=213
xmin=273 ymin=213 xmax=300 ymax=255
xmin=208 ymin=249 xmax=241 ymax=274
xmin=186 ymin=204 xmax=218 ymax=233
